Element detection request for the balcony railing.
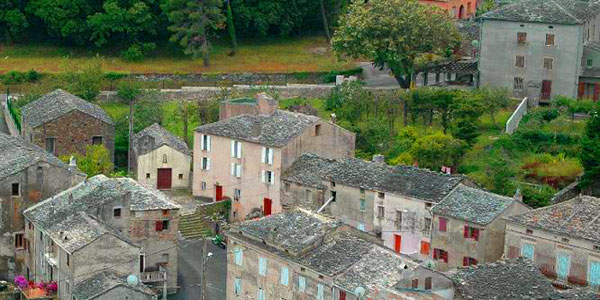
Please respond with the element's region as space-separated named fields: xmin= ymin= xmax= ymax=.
xmin=141 ymin=271 xmax=166 ymax=283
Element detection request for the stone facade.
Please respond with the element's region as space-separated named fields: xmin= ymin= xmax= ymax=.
xmin=419 ymin=0 xmax=477 ymax=19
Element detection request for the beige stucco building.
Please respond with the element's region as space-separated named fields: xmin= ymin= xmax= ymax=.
xmin=132 ymin=123 xmax=191 ymax=190
xmin=193 ymin=94 xmax=355 ymax=222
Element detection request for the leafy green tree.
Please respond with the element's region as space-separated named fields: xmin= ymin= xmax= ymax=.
xmin=580 ymin=110 xmax=600 ymax=187
xmin=60 ymin=145 xmax=113 ymax=177
xmin=26 ymin=0 xmax=97 ymax=44
xmin=0 ymin=0 xmax=28 ymax=43
xmin=478 ymin=86 xmax=510 ymax=128
xmin=332 ymin=0 xmax=460 ymax=88
xmin=410 ymin=132 xmax=466 ymax=170
xmin=452 ymin=119 xmax=479 ymax=146
xmin=117 ymin=81 xmax=142 ymax=172
xmin=61 ymin=57 xmax=104 ymax=101
xmin=226 ymin=0 xmax=237 ymax=55
xmin=162 ymin=0 xmax=225 ymax=66
xmin=431 ymin=89 xmax=459 ymax=134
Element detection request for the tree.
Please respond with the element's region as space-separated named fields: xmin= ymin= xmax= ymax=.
xmin=162 ymin=0 xmax=225 ymax=66
xmin=410 ymin=132 xmax=466 ymax=170
xmin=580 ymin=110 xmax=600 ymax=187
xmin=61 ymin=57 xmax=104 ymax=101
xmin=319 ymin=0 xmax=331 ymax=41
xmin=332 ymin=0 xmax=460 ymax=89
xmin=478 ymin=86 xmax=509 ymax=128
xmin=60 ymin=145 xmax=113 ymax=177
xmin=117 ymin=81 xmax=142 ymax=172
xmin=0 ymin=0 xmax=28 ymax=43
xmin=26 ymin=0 xmax=97 ymax=44
xmin=431 ymin=89 xmax=459 ymax=134
xmin=226 ymin=0 xmax=237 ymax=55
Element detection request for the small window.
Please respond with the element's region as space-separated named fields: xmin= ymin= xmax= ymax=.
xmin=331 ymin=191 xmax=336 ymax=202
xmin=331 ymin=181 xmax=336 ymax=187
xmin=201 ymin=181 xmax=207 ymax=190
xmin=517 ymin=32 xmax=527 ymax=44
xmin=359 ymin=198 xmax=366 ymax=211
xmin=162 ymin=154 xmax=168 ymax=164
xmin=463 ymin=226 xmax=480 ymax=241
xmin=231 ymin=163 xmax=242 ymax=178
xmin=258 ymin=257 xmax=267 ymax=276
xmin=425 ymin=202 xmax=432 ymax=209
xmin=545 ymin=34 xmax=555 ymax=46
xmin=162 ymin=210 xmax=169 ymax=217
xmin=234 ymin=278 xmax=242 ymax=296
xmin=439 ymin=218 xmax=447 ymax=232
xmin=280 ymin=266 xmax=289 ymax=286
xmin=66 ymin=253 xmax=70 ymax=266
xmin=378 ymin=192 xmax=385 ymax=198
xmin=234 ymin=248 xmax=243 ymax=266
xmin=543 ymin=57 xmax=554 ymax=70
xmin=262 ymin=147 xmax=273 ymax=165
xmin=513 ymin=77 xmax=524 ymax=90
xmin=15 ymin=234 xmax=24 ymax=249
xmin=201 ymin=135 xmax=211 ymax=151
xmin=561 ymin=237 xmax=570 ymax=243
xmin=298 ymin=276 xmax=306 ymax=293
xmin=263 ymin=170 xmax=274 ymax=185
xmin=234 ymin=189 xmax=241 ymax=201
xmin=378 ymin=206 xmax=385 ymax=218
xmin=425 ymin=277 xmax=432 ymax=290
xmin=357 ymin=223 xmax=366 ymax=231
xmin=231 ymin=140 xmax=242 ymax=158
xmin=146 ymin=173 xmax=150 ymax=179
xmin=412 ymin=279 xmax=419 ymax=289
xmin=305 ymin=189 xmax=312 ymax=202
xmin=45 ymin=137 xmax=55 ymax=154
xmin=515 ymin=56 xmax=525 ymax=68
xmin=113 ymin=207 xmax=122 ymax=218
xmin=526 ymin=228 xmax=533 ymax=235
xmin=178 ymin=173 xmax=183 ymax=180
xmin=92 ymin=136 xmax=103 ymax=145
xmin=595 ymin=245 xmax=600 ymax=251
xmin=360 ymin=188 xmax=365 ymax=195
xmin=315 ymin=124 xmax=321 ymax=136
xmin=162 ymin=253 xmax=169 ymax=263
xmin=11 ymin=183 xmax=19 ymax=196
xmin=162 ymin=220 xmax=169 ymax=230
xmin=284 ymin=183 xmax=290 ymax=193
xmin=587 ymin=59 xmax=593 ymax=68
xmin=424 ymin=217 xmax=432 ymax=231
xmin=433 ymin=248 xmax=449 ymax=263
xmin=201 ymin=157 xmax=210 ymax=170
xmin=463 ymin=256 xmax=478 ymax=266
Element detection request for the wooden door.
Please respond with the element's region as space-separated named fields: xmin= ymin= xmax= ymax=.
xmin=263 ymin=198 xmax=272 ymax=216
xmin=578 ymin=81 xmax=585 ymax=99
xmin=541 ymin=80 xmax=552 ymax=100
xmin=394 ymin=234 xmax=402 ymax=253
xmin=215 ymin=185 xmax=223 ymax=201
xmin=339 ymin=291 xmax=346 ymax=300
xmin=157 ymin=168 xmax=172 ymax=190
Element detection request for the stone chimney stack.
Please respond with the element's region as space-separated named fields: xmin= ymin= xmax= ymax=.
xmin=256 ymin=93 xmax=278 ymax=115
xmin=514 ymin=188 xmax=523 ymax=202
xmin=372 ymin=154 xmax=385 ymax=164
xmin=330 ymin=113 xmax=337 ymax=124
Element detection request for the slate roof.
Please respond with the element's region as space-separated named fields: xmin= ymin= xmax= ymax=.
xmin=507 ymin=196 xmax=600 ymax=243
xmin=0 ymin=132 xmax=82 ymax=180
xmin=447 ymin=257 xmax=559 ymax=300
xmin=21 ymin=89 xmax=114 ymax=128
xmin=195 ymin=110 xmax=319 ymax=148
xmin=133 ymin=123 xmax=191 ymax=156
xmin=481 ymin=0 xmax=600 ymax=25
xmin=299 ymin=232 xmax=374 ymax=276
xmin=24 ymin=175 xmax=180 ymax=231
xmin=282 ymin=153 xmax=464 ymax=203
xmin=73 ymin=271 xmax=154 ymax=300
xmin=431 ymin=184 xmax=516 ymax=225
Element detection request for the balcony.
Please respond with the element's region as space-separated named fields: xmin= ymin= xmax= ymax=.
xmin=141 ymin=271 xmax=166 ymax=283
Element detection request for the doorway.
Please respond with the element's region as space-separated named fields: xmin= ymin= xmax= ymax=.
xmin=157 ymin=168 xmax=172 ymax=190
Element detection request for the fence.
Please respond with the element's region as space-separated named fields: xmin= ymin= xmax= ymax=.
xmin=505 ymin=97 xmax=528 ymax=134
xmin=6 ymin=97 xmax=21 ymax=132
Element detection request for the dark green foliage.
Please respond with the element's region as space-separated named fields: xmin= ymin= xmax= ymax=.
xmin=134 ymin=90 xmax=164 ymax=132
xmin=520 ymin=185 xmax=555 ymax=208
xmin=452 ymin=119 xmax=480 ymax=146
xmin=580 ymin=111 xmax=600 ymax=187
xmin=541 ymin=109 xmax=559 ymax=122
xmin=1 ymin=70 xmax=42 ymax=84
xmin=104 ymin=72 xmax=128 ymax=81
xmin=226 ymin=0 xmax=237 ymax=53
xmin=0 ymin=0 xmax=28 ymax=42
xmin=121 ymin=42 xmax=156 ymax=61
xmin=25 ymin=69 xmax=42 ymax=82
xmin=26 ymin=0 xmax=98 ymax=44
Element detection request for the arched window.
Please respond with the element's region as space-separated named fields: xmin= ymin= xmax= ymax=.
xmin=458 ymin=5 xmax=465 ymax=19
xmin=467 ymin=2 xmax=472 ymax=15
xmin=162 ymin=154 xmax=168 ymax=164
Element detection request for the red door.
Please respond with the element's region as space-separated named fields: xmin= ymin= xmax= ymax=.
xmin=215 ymin=185 xmax=223 ymax=201
xmin=578 ymin=81 xmax=585 ymax=99
xmin=157 ymin=168 xmax=172 ymax=190
xmin=394 ymin=234 xmax=402 ymax=253
xmin=339 ymin=291 xmax=346 ymax=300
xmin=541 ymin=80 xmax=552 ymax=100
xmin=263 ymin=198 xmax=272 ymax=216
xmin=594 ymin=83 xmax=600 ymax=101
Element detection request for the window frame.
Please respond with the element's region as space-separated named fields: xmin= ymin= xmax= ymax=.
xmin=545 ymin=33 xmax=555 ymax=46
xmin=543 ymin=57 xmax=554 ymax=70
xmin=513 ymin=77 xmax=524 ymax=91
xmin=515 ymin=55 xmax=525 ymax=68
xmin=113 ymin=207 xmax=122 ymax=219
xmin=91 ymin=136 xmax=103 ymax=146
xmin=11 ymin=183 xmax=20 ymax=196
xmin=45 ymin=137 xmax=56 ymax=154
xmin=517 ymin=32 xmax=527 ymax=44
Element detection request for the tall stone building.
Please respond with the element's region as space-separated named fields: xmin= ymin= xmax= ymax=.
xmin=0 ymin=133 xmax=85 ymax=279
xmin=21 ymin=89 xmax=115 ymax=161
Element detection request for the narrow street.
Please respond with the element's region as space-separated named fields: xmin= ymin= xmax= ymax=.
xmin=0 ymin=96 xmax=10 ymax=134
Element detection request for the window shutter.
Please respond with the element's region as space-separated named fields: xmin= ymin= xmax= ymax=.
xmin=234 ymin=278 xmax=241 ymax=295
xmin=443 ymin=251 xmax=448 ymax=263
xmin=231 ymin=163 xmax=235 ymax=176
xmin=231 ymin=141 xmax=235 ymax=157
xmin=473 ymin=228 xmax=479 ymax=241
xmin=433 ymin=249 xmax=438 ymax=260
xmin=464 ymin=226 xmax=469 ymax=238
xmin=280 ymin=266 xmax=289 ymax=286
xmin=207 ymin=136 xmax=211 ymax=151
xmin=237 ymin=142 xmax=242 ymax=158
xmin=200 ymin=135 xmax=205 ymax=150
xmin=270 ymin=172 xmax=275 ymax=185
xmin=155 ymin=221 xmax=163 ymax=231
xmin=463 ymin=257 xmax=468 ymax=266
xmin=207 ymin=158 xmax=211 ymax=171
xmin=237 ymin=164 xmax=242 ymax=178
xmin=268 ymin=148 xmax=273 ymax=165
xmin=262 ymin=147 xmax=266 ymax=164
xmin=262 ymin=170 xmax=266 ymax=183
xmin=298 ymin=276 xmax=306 ymax=292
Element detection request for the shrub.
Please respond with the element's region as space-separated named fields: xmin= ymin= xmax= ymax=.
xmin=542 ymin=109 xmax=560 ymax=122
xmin=2 ymin=71 xmax=25 ymax=85
xmin=121 ymin=42 xmax=156 ymax=61
xmin=25 ymin=69 xmax=41 ymax=82
xmin=520 ymin=185 xmax=556 ymax=208
xmin=104 ymin=72 xmax=128 ymax=81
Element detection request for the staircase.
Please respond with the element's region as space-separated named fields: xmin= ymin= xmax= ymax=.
xmin=179 ymin=211 xmax=214 ymax=240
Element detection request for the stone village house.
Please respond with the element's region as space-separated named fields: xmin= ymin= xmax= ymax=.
xmin=21 ymin=175 xmax=181 ymax=299
xmin=430 ymin=184 xmax=530 ymax=271
xmin=21 ymin=89 xmax=115 ymax=161
xmin=193 ymin=93 xmax=355 ymax=221
xmin=478 ymin=0 xmax=600 ymax=102
xmin=281 ymin=153 xmax=465 ymax=261
xmin=504 ymin=195 xmax=600 ymax=289
xmin=0 ymin=133 xmax=85 ymax=280
xmin=225 ymin=209 xmax=455 ymax=300
xmin=132 ymin=123 xmax=191 ymax=190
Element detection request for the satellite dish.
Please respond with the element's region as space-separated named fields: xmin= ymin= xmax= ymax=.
xmin=127 ymin=275 xmax=139 ymax=285
xmin=354 ymin=287 xmax=366 ymax=297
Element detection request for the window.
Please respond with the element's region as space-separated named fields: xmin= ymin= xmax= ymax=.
xmin=201 ymin=135 xmax=211 ymax=151
xmin=280 ymin=266 xmax=289 ymax=286
xmin=439 ymin=217 xmax=447 ymax=232
xmin=425 ymin=277 xmax=432 ymax=290
xmin=359 ymin=198 xmax=366 ymax=211
xmin=463 ymin=226 xmax=480 ymax=241
xmin=377 ymin=206 xmax=385 ymax=218
xmin=526 ymin=228 xmax=533 ymax=235
xmin=423 ymin=217 xmax=432 ymax=232
xmin=15 ymin=234 xmax=24 ymax=249
xmin=396 ymin=211 xmax=403 ymax=226
xmin=425 ymin=202 xmax=432 ymax=209
xmin=28 ymin=221 xmax=33 ymax=231
xmin=231 ymin=163 xmax=242 ymax=178
xmin=317 ymin=283 xmax=324 ymax=300
xmin=357 ymin=223 xmax=366 ymax=232
xmin=201 ymin=181 xmax=207 ymax=190
xmin=433 ymin=248 xmax=449 ymax=263
xmin=262 ymin=147 xmax=273 ymax=165
xmin=521 ymin=243 xmax=535 ymax=260
xmin=162 ymin=210 xmax=169 ymax=217
xmin=588 ymin=59 xmax=593 ymax=68
xmin=234 ymin=189 xmax=241 ymax=201
xmin=92 ymin=136 xmax=103 ymax=145
xmin=231 ymin=140 xmax=242 ymax=158
xmin=178 ymin=174 xmax=183 ymax=180
xmin=315 ymin=124 xmax=321 ymax=136
xmin=258 ymin=257 xmax=267 ymax=276
xmin=420 ymin=241 xmax=430 ymax=255
xmin=515 ymin=56 xmax=525 ymax=68
xmin=162 ymin=253 xmax=169 ymax=263
xmin=543 ymin=57 xmax=554 ymax=70
xmin=234 ymin=278 xmax=242 ymax=296
xmin=66 ymin=253 xmax=70 ymax=266
xmin=378 ymin=192 xmax=385 ymax=198
xmin=513 ymin=77 xmax=524 ymax=90
xmin=146 ymin=173 xmax=150 ymax=179
xmin=298 ymin=276 xmax=306 ymax=293
xmin=11 ymin=183 xmax=19 ymax=196
xmin=162 ymin=220 xmax=169 ymax=230
xmin=201 ymin=157 xmax=210 ymax=170
xmin=411 ymin=279 xmax=419 ymax=289
xmin=331 ymin=191 xmax=336 ymax=202
xmin=113 ymin=207 xmax=122 ymax=218
xmin=257 ymin=288 xmax=265 ymax=300
xmin=517 ymin=32 xmax=527 ymax=44
xmin=162 ymin=154 xmax=168 ymax=163
xmin=305 ymin=189 xmax=312 ymax=202
xmin=463 ymin=256 xmax=478 ymax=266
xmin=234 ymin=248 xmax=243 ymax=266
xmin=262 ymin=170 xmax=274 ymax=185
xmin=360 ymin=188 xmax=365 ymax=195
xmin=155 ymin=220 xmax=169 ymax=231
xmin=45 ymin=137 xmax=55 ymax=153
xmin=545 ymin=34 xmax=555 ymax=46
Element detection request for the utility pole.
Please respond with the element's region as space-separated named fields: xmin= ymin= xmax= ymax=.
xmin=200 ymin=237 xmax=207 ymax=300
xmin=162 ymin=274 xmax=167 ymax=300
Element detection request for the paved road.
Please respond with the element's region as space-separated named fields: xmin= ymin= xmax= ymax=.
xmin=170 ymin=238 xmax=227 ymax=300
xmin=358 ymin=62 xmax=448 ymax=88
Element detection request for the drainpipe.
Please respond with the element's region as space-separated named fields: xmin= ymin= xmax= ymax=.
xmin=317 ymin=196 xmax=335 ymax=214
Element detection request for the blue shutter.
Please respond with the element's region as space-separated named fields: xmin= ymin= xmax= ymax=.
xmin=589 ymin=261 xmax=600 ymax=287
xmin=259 ymin=257 xmax=267 ymax=276
xmin=521 ymin=243 xmax=534 ymax=260
xmin=234 ymin=248 xmax=243 ymax=266
xmin=234 ymin=278 xmax=242 ymax=295
xmin=257 ymin=288 xmax=265 ymax=300
xmin=317 ymin=283 xmax=324 ymax=300
xmin=298 ymin=276 xmax=306 ymax=293
xmin=280 ymin=266 xmax=289 ymax=286
xmin=556 ymin=253 xmax=571 ymax=281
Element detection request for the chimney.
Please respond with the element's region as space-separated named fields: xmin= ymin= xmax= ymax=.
xmin=372 ymin=154 xmax=385 ymax=164
xmin=513 ymin=188 xmax=523 ymax=202
xmin=256 ymin=93 xmax=278 ymax=115
xmin=330 ymin=113 xmax=337 ymax=124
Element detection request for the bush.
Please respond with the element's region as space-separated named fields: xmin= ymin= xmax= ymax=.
xmin=2 ymin=71 xmax=25 ymax=85
xmin=542 ymin=109 xmax=560 ymax=122
xmin=104 ymin=72 xmax=128 ymax=81
xmin=520 ymin=185 xmax=556 ymax=208
xmin=25 ymin=69 xmax=42 ymax=82
xmin=121 ymin=42 xmax=156 ymax=61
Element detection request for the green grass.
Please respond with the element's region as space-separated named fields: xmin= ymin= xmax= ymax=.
xmin=0 ymin=36 xmax=355 ymax=74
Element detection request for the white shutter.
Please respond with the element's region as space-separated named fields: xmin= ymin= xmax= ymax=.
xmin=261 ymin=147 xmax=266 ymax=164
xmin=237 ymin=142 xmax=242 ymax=158
xmin=268 ymin=148 xmax=274 ymax=165
xmin=231 ymin=141 xmax=235 ymax=157
xmin=270 ymin=172 xmax=275 ymax=185
xmin=207 ymin=158 xmax=211 ymax=170
xmin=261 ymin=170 xmax=266 ymax=183
xmin=231 ymin=163 xmax=235 ymax=176
xmin=236 ymin=164 xmax=242 ymax=178
xmin=207 ymin=135 xmax=211 ymax=151
xmin=200 ymin=135 xmax=205 ymax=150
